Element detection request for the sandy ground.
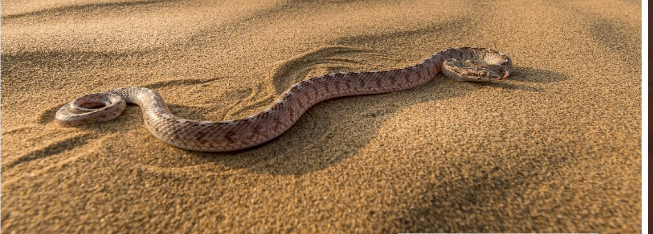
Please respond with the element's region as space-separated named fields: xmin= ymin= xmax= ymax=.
xmin=1 ymin=0 xmax=642 ymax=233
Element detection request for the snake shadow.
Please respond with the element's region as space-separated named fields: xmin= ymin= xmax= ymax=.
xmin=186 ymin=49 xmax=567 ymax=176
xmin=470 ymin=66 xmax=567 ymax=92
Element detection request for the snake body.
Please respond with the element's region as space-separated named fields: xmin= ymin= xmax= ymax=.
xmin=56 ymin=47 xmax=512 ymax=152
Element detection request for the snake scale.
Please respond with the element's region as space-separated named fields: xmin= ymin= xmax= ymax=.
xmin=56 ymin=47 xmax=512 ymax=152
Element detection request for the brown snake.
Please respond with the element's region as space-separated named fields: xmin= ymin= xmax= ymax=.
xmin=56 ymin=47 xmax=512 ymax=152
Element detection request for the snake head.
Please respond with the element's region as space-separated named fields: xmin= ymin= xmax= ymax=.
xmin=441 ymin=47 xmax=512 ymax=82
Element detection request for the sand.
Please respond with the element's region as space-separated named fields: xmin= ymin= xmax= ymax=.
xmin=1 ymin=0 xmax=642 ymax=233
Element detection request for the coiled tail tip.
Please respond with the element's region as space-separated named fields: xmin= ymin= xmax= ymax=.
xmin=55 ymin=92 xmax=127 ymax=126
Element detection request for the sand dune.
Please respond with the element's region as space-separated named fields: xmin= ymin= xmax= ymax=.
xmin=1 ymin=0 xmax=642 ymax=232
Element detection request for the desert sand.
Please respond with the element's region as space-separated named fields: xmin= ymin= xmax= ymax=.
xmin=1 ymin=0 xmax=642 ymax=233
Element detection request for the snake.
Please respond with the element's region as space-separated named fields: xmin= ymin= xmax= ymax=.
xmin=56 ymin=47 xmax=512 ymax=152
